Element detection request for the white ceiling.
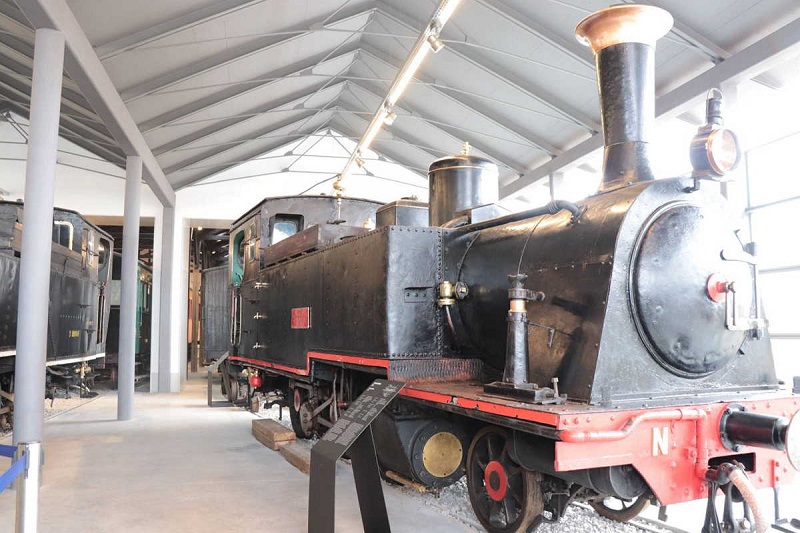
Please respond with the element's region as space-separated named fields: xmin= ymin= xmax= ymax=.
xmin=1 ymin=0 xmax=800 ymax=201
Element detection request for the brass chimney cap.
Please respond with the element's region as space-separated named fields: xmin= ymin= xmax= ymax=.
xmin=575 ymin=4 xmax=673 ymax=54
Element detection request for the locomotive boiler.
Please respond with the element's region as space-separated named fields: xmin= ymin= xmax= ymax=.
xmin=221 ymin=5 xmax=799 ymax=532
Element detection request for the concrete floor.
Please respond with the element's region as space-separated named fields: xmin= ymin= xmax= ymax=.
xmin=0 ymin=376 xmax=471 ymax=532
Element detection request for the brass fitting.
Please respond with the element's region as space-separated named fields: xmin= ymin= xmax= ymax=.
xmin=437 ymin=281 xmax=455 ymax=307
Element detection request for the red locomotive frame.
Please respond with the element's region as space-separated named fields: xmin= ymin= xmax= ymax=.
xmin=230 ymin=351 xmax=799 ymax=507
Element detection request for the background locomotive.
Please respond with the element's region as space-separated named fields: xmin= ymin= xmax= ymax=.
xmin=0 ymin=200 xmax=113 ymax=426
xmin=100 ymin=252 xmax=152 ymax=388
xmin=221 ymin=5 xmax=800 ymax=532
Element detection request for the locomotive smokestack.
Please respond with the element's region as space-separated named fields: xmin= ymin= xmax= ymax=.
xmin=576 ymin=5 xmax=673 ymax=192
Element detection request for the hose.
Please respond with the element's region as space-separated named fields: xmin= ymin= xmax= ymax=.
xmin=728 ymin=467 xmax=767 ymax=533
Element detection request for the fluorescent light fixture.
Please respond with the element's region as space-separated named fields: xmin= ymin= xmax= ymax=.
xmin=361 ymin=116 xmax=384 ymax=152
xmin=387 ymin=44 xmax=429 ymax=106
xmin=339 ymin=0 xmax=461 ymax=181
xmin=435 ymin=0 xmax=461 ymax=26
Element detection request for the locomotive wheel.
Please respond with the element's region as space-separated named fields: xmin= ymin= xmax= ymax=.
xmin=227 ymin=378 xmax=240 ymax=403
xmin=466 ymin=426 xmax=543 ymax=533
xmin=589 ymin=495 xmax=649 ymax=522
xmin=289 ymin=389 xmax=315 ymax=439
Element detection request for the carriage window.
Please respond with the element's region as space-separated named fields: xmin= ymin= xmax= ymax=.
xmin=52 ymin=221 xmax=73 ymax=249
xmin=269 ymin=214 xmax=303 ymax=245
xmin=97 ymin=237 xmax=112 ymax=282
xmin=231 ymin=230 xmax=245 ymax=286
xmin=98 ymin=239 xmax=109 ymax=267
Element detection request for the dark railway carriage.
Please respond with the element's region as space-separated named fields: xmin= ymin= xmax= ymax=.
xmin=0 ymin=200 xmax=113 ymax=421
xmin=102 ymin=252 xmax=152 ymax=387
xmin=221 ymin=6 xmax=800 ymax=532
xmin=200 ymin=265 xmax=230 ymax=365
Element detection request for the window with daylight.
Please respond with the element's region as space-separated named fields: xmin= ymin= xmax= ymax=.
xmin=745 ymin=133 xmax=800 ymax=384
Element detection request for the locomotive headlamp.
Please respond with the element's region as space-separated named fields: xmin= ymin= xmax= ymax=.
xmin=691 ymin=127 xmax=741 ymax=177
xmin=690 ymin=89 xmax=742 ymax=178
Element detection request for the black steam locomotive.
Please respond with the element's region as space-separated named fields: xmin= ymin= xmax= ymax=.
xmin=221 ymin=5 xmax=799 ymax=532
xmin=0 ymin=200 xmax=113 ymax=424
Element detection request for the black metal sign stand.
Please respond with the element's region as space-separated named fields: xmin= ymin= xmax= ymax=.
xmin=308 ymin=379 xmax=403 ymax=533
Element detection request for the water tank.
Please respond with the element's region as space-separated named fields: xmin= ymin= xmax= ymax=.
xmin=428 ymin=149 xmax=499 ymax=227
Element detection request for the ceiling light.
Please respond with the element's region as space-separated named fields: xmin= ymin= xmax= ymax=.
xmin=355 ymin=155 xmax=365 ymax=168
xmin=434 ymin=0 xmax=461 ymax=26
xmin=361 ymin=117 xmax=383 ymax=152
xmin=426 ymin=33 xmax=444 ymax=53
xmin=339 ymin=0 xmax=462 ymax=181
xmin=387 ymin=44 xmax=429 ymax=106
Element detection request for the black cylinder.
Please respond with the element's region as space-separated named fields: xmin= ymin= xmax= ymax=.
xmin=596 ymin=42 xmax=655 ymax=192
xmin=721 ymin=409 xmax=790 ymax=451
xmin=428 ymin=154 xmax=498 ymax=227
xmin=503 ymin=312 xmax=529 ymax=385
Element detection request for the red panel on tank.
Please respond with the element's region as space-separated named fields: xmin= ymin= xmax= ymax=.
xmin=291 ymin=307 xmax=311 ymax=329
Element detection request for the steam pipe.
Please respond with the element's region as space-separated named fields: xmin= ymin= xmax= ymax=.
xmin=576 ymin=5 xmax=673 ymax=192
xmin=461 ymin=200 xmax=581 ymax=232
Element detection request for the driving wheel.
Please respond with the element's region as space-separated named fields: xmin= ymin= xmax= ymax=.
xmin=467 ymin=426 xmax=543 ymax=533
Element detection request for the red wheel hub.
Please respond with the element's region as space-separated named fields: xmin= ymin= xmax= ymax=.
xmin=293 ymin=389 xmax=303 ymax=411
xmin=484 ymin=460 xmax=508 ymax=502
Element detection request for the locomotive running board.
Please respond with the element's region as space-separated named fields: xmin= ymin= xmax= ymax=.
xmin=228 ymin=352 xmax=482 ymax=383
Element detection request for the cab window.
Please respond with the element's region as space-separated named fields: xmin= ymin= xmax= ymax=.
xmin=269 ymin=214 xmax=303 ymax=245
xmin=52 ymin=221 xmax=73 ymax=249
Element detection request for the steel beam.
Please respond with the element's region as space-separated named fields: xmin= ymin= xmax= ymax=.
xmin=171 ymin=111 xmax=334 ymax=189
xmin=13 ymin=28 xmax=64 ymax=533
xmin=14 ymin=0 xmax=175 ymax=206
xmin=330 ymin=115 xmax=432 ymax=173
xmin=117 ymin=156 xmax=141 ymax=421
xmin=500 ymin=14 xmax=800 ymax=199
xmin=359 ymin=44 xmax=559 ymax=155
xmin=0 ymin=72 xmax=123 ymax=157
xmin=153 ymin=80 xmax=348 ymax=157
xmin=347 ymin=79 xmax=525 ymax=173
xmin=120 ymin=6 xmax=373 ymax=103
xmin=163 ymin=105 xmax=333 ymax=176
xmin=376 ymin=2 xmax=601 ymax=133
xmin=95 ymin=0 xmax=266 ymax=60
xmin=0 ymin=82 xmax=126 ymax=165
xmin=474 ymin=0 xmax=594 ymax=69
xmin=139 ymin=45 xmax=360 ymax=133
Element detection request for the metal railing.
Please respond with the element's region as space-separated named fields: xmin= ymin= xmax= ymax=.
xmin=0 ymin=444 xmax=27 ymax=493
xmin=0 ymin=441 xmax=41 ymax=533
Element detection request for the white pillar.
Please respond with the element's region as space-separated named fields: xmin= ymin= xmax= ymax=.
xmin=13 ymin=28 xmax=65 ymax=533
xmin=149 ymin=207 xmax=163 ymax=392
xmin=117 ymin=156 xmax=142 ymax=420
xmin=158 ymin=206 xmax=176 ymax=392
